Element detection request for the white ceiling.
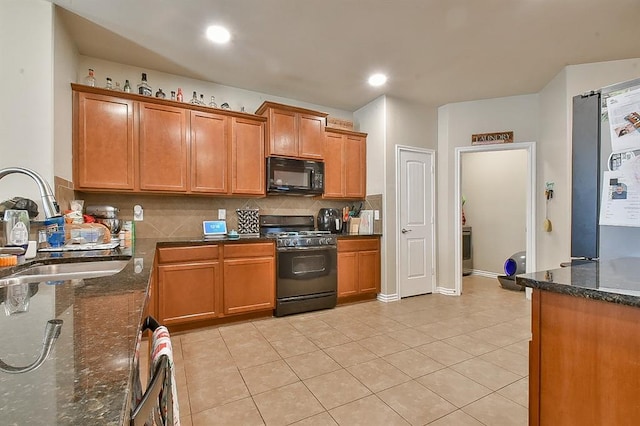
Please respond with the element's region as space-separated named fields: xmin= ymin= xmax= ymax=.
xmin=52 ymin=0 xmax=640 ymax=112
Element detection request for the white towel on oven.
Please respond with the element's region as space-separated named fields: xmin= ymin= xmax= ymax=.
xmin=151 ymin=326 xmax=180 ymax=426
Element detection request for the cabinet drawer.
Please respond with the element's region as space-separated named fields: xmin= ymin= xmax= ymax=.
xmin=338 ymin=238 xmax=379 ymax=252
xmin=224 ymin=242 xmax=274 ymax=259
xmin=157 ymin=245 xmax=219 ymax=263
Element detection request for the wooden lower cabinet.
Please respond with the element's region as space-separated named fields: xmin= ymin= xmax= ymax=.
xmin=530 ymin=289 xmax=640 ymax=424
xmin=156 ymin=245 xmax=221 ymax=325
xmin=158 ymin=261 xmax=221 ymax=325
xmin=154 ymin=243 xmax=275 ymax=328
xmin=223 ymin=243 xmax=275 ymax=315
xmin=337 ymin=237 xmax=380 ymax=300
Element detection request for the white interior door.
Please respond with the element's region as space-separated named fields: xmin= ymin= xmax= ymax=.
xmin=398 ymin=148 xmax=435 ymax=298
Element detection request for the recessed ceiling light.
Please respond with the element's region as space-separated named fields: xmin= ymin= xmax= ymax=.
xmin=368 ymin=73 xmax=387 ymax=87
xmin=206 ymin=25 xmax=231 ymax=44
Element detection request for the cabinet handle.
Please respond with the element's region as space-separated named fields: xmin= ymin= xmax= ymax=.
xmin=401 ymin=228 xmax=412 ymax=234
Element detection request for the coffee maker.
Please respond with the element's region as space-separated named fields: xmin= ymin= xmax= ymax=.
xmin=317 ymin=208 xmax=342 ymax=233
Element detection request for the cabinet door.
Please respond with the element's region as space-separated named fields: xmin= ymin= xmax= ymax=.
xmin=358 ymin=250 xmax=380 ymax=293
xmin=190 ymin=110 xmax=228 ymax=193
xmin=223 ymin=257 xmax=275 ymax=315
xmin=158 ymin=261 xmax=220 ymax=325
xmin=298 ymin=113 xmax=325 ymax=159
xmin=323 ymin=132 xmax=344 ymax=198
xmin=269 ymin=109 xmax=297 ymax=157
xmin=75 ymin=92 xmax=135 ymax=190
xmin=344 ymin=135 xmax=366 ymax=199
xmin=139 ymin=103 xmax=188 ymax=192
xmin=337 ymin=251 xmax=359 ymax=297
xmin=232 ymin=117 xmax=265 ymax=195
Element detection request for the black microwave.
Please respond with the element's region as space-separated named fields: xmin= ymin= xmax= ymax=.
xmin=266 ymin=157 xmax=324 ymax=195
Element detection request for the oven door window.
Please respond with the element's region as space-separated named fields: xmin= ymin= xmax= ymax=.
xmin=279 ymin=251 xmax=333 ymax=280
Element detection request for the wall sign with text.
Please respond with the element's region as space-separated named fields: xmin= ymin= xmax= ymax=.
xmin=471 ymin=131 xmax=514 ymax=145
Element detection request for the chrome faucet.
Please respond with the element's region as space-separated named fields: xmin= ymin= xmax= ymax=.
xmin=0 ymin=167 xmax=61 ymax=218
xmin=0 ymin=319 xmax=63 ymax=374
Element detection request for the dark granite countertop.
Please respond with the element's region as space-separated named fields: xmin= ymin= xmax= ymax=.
xmin=516 ymin=257 xmax=640 ymax=308
xmin=0 ymin=233 xmax=384 ymax=424
xmin=0 ymin=236 xmax=281 ymax=425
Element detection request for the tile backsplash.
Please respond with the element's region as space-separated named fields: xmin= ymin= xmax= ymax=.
xmin=56 ymin=178 xmax=383 ymax=238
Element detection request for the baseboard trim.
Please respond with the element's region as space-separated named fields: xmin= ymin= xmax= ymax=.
xmin=436 ymin=286 xmax=458 ymax=296
xmin=377 ymin=293 xmax=399 ymax=303
xmin=471 ymin=269 xmax=499 ymax=279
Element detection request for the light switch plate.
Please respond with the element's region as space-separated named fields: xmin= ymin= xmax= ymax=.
xmin=374 ymin=210 xmax=380 ymax=220
xmin=218 ymin=209 xmax=226 ymax=220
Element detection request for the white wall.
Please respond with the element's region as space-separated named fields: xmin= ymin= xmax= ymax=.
xmin=53 ymin=7 xmax=79 ymax=182
xmin=0 ymin=0 xmax=54 ymax=216
xmin=76 ymin=56 xmax=353 ymax=120
xmin=462 ymin=150 xmax=527 ymax=273
xmin=437 ymin=94 xmax=539 ymax=291
xmin=354 ymin=95 xmax=439 ymax=298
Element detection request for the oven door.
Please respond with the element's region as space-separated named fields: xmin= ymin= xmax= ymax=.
xmin=276 ymin=245 xmax=337 ymax=299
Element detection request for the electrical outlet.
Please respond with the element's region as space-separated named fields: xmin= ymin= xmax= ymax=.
xmin=374 ymin=210 xmax=380 ymax=220
xmin=218 ymin=209 xmax=226 ymax=220
xmin=134 ymin=258 xmax=144 ymax=273
xmin=133 ymin=205 xmax=143 ymax=221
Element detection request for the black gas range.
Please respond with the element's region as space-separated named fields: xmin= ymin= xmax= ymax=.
xmin=260 ymin=215 xmax=337 ymax=317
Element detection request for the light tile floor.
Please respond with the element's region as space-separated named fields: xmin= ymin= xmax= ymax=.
xmin=170 ymin=275 xmax=531 ymax=425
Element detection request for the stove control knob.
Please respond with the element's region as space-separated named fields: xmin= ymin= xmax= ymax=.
xmin=305 ymin=238 xmax=312 ymax=246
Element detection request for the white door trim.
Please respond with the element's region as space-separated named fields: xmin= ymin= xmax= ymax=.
xmin=395 ymin=145 xmax=437 ymax=298
xmin=454 ymin=142 xmax=536 ymax=296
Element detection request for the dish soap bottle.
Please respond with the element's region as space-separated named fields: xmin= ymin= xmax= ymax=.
xmin=4 ymin=210 xmax=30 ymax=249
xmin=137 ymin=73 xmax=152 ymax=96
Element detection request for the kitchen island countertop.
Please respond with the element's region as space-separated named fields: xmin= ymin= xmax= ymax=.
xmin=515 ymin=257 xmax=640 ymax=307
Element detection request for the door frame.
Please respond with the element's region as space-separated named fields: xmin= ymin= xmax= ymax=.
xmin=395 ymin=145 xmax=437 ymax=298
xmin=454 ymin=142 xmax=536 ymax=296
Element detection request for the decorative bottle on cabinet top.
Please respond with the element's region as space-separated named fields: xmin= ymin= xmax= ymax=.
xmin=84 ymin=68 xmax=96 ymax=87
xmin=176 ymin=88 xmax=183 ymax=102
xmin=137 ymin=73 xmax=152 ymax=96
xmin=123 ymin=79 xmax=131 ymax=93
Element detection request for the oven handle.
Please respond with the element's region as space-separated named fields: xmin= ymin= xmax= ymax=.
xmin=276 ymin=245 xmax=336 ymax=252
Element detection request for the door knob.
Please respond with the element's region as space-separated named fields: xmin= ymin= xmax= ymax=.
xmin=401 ymin=228 xmax=412 ymax=234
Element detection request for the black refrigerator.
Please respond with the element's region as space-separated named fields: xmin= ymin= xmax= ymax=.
xmin=572 ymin=77 xmax=640 ymax=260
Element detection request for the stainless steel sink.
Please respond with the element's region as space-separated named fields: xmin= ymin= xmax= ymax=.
xmin=0 ymin=260 xmax=129 ymax=286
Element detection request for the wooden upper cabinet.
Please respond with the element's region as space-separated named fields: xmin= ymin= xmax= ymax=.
xmin=72 ymin=85 xmax=266 ymax=196
xmin=74 ymin=90 xmax=135 ymax=191
xmin=323 ymin=128 xmax=367 ymax=199
xmin=298 ymin=113 xmax=326 ymax=159
xmin=270 ymin=108 xmax=297 ymax=158
xmin=231 ymin=117 xmax=265 ymax=195
xmin=323 ymin=131 xmax=344 ymax=198
xmin=344 ymin=134 xmax=366 ymax=198
xmin=139 ymin=102 xmax=189 ymax=192
xmin=256 ymin=101 xmax=327 ymax=160
xmin=190 ymin=110 xmax=228 ymax=194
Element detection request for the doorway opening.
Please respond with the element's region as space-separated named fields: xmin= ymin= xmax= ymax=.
xmin=454 ymin=142 xmax=536 ymax=296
